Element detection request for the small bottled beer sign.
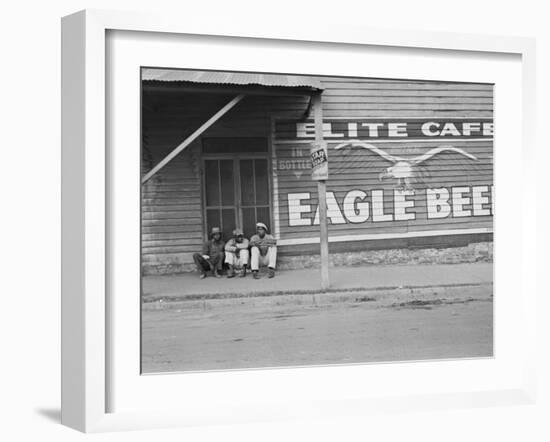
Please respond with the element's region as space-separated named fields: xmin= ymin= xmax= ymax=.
xmin=310 ymin=141 xmax=328 ymax=181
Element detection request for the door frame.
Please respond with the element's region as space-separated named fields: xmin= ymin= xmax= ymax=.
xmin=201 ymin=152 xmax=273 ymax=240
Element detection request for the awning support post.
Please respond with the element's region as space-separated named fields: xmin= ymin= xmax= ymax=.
xmin=313 ymin=93 xmax=330 ymax=290
xmin=141 ymin=94 xmax=245 ymax=184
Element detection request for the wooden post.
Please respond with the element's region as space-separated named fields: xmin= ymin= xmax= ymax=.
xmin=312 ymin=93 xmax=330 ymax=290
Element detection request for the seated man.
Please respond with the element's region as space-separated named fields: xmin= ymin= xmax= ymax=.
xmin=192 ymin=227 xmax=225 ymax=279
xmin=250 ymin=222 xmax=277 ymax=279
xmin=224 ymin=228 xmax=250 ymax=278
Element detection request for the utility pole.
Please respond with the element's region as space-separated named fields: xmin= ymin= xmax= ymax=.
xmin=311 ymin=92 xmax=330 ymax=290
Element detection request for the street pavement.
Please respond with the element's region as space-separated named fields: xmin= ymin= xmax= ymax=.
xmin=141 ymin=262 xmax=493 ymax=373
xmin=142 ymin=291 xmax=493 ymax=373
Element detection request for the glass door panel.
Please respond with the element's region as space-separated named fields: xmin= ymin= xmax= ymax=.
xmin=240 ymin=158 xmax=271 ymax=238
xmin=204 ymin=159 xmax=237 ymax=241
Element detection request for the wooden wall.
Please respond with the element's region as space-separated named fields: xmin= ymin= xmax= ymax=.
xmin=141 ymin=77 xmax=493 ymax=273
xmin=273 ymin=77 xmax=493 ymax=245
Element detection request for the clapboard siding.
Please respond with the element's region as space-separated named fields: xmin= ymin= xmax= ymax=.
xmin=142 ymin=75 xmax=493 ymax=272
xmin=273 ymin=76 xmax=493 ymax=245
xmin=141 ymin=138 xmax=203 ymax=266
xmin=318 ymin=78 xmax=492 ymax=118
xmin=322 ymin=111 xmax=494 ymax=118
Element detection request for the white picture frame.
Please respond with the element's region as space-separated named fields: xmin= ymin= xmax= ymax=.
xmin=61 ymin=9 xmax=537 ymax=433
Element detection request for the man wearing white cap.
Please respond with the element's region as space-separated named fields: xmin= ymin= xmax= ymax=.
xmin=250 ymin=222 xmax=277 ymax=279
xmin=224 ymin=228 xmax=250 ymax=278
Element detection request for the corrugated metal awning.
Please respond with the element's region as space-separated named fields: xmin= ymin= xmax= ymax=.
xmin=142 ymin=68 xmax=324 ymax=91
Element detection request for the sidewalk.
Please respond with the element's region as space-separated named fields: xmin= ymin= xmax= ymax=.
xmin=142 ymin=262 xmax=493 ymax=301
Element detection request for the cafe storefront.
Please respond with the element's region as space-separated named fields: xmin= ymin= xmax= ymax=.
xmin=141 ymin=69 xmax=493 ymax=274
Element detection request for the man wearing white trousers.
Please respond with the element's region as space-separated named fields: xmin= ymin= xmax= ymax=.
xmin=250 ymin=222 xmax=277 ymax=279
xmin=224 ymin=228 xmax=250 ymax=278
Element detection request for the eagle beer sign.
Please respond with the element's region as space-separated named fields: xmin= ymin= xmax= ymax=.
xmin=310 ymin=141 xmax=328 ymax=181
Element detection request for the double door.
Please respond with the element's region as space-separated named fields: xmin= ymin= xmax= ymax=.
xmin=203 ymin=156 xmax=271 ymax=241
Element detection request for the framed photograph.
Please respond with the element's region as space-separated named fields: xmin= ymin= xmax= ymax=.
xmin=61 ymin=9 xmax=537 ymax=432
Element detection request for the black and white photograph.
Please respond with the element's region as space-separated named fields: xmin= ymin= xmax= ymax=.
xmin=4 ymin=0 xmax=548 ymax=438
xmin=140 ymin=68 xmax=494 ymax=373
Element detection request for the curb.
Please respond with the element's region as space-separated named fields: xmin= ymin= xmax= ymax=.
xmin=143 ymin=282 xmax=493 ymax=311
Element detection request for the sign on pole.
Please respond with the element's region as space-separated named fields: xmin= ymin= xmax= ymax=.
xmin=311 ymin=141 xmax=328 ymax=181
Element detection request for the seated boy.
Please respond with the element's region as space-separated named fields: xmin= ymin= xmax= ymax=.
xmin=249 ymin=222 xmax=277 ymax=279
xmin=224 ymin=228 xmax=250 ymax=278
xmin=192 ymin=227 xmax=225 ymax=279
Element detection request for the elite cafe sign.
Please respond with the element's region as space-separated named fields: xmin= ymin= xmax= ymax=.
xmin=281 ymin=119 xmax=494 ymax=227
xmin=291 ymin=119 xmax=494 ymax=140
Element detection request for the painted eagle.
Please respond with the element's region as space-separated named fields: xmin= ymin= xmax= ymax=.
xmin=332 ymin=140 xmax=479 ymax=190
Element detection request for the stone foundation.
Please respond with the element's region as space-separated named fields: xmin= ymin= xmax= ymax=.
xmin=142 ymin=241 xmax=493 ymax=275
xmin=277 ymin=241 xmax=493 ymax=270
